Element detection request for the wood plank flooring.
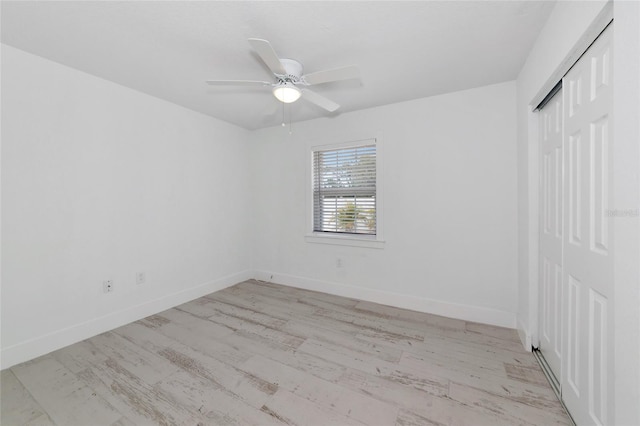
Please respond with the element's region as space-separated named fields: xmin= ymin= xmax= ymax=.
xmin=1 ymin=280 xmax=571 ymax=425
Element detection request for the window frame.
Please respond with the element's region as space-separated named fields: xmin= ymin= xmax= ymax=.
xmin=305 ymin=136 xmax=384 ymax=249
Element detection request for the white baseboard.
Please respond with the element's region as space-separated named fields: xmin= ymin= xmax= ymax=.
xmin=0 ymin=269 xmax=252 ymax=370
xmin=254 ymin=270 xmax=517 ymax=329
xmin=517 ymin=317 xmax=533 ymax=352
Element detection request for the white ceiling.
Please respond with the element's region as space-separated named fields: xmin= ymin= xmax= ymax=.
xmin=1 ymin=1 xmax=555 ymax=130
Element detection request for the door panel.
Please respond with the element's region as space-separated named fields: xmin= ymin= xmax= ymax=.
xmin=561 ymin=24 xmax=613 ymax=426
xmin=538 ymin=89 xmax=563 ymax=379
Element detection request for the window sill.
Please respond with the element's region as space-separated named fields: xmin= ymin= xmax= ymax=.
xmin=305 ymin=233 xmax=385 ymax=249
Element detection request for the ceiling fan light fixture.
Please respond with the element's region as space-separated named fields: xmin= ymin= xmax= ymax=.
xmin=273 ymin=82 xmax=301 ymax=103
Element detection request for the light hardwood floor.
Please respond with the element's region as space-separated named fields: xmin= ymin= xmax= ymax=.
xmin=1 ymin=280 xmax=571 ymax=425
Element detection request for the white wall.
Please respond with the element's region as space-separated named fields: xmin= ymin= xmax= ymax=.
xmin=611 ymin=2 xmax=640 ymax=424
xmin=250 ymin=81 xmax=518 ymax=328
xmin=516 ymin=1 xmax=640 ymax=423
xmin=0 ymin=46 xmax=253 ymax=368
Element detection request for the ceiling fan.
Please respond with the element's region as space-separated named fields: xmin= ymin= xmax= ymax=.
xmin=206 ymin=38 xmax=360 ymax=113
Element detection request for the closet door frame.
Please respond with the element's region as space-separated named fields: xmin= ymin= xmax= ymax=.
xmin=527 ymin=4 xmax=614 ymax=356
xmin=527 ymin=2 xmax=640 ymax=424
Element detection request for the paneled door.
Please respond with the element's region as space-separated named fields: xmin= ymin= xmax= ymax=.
xmin=561 ymin=24 xmax=613 ymax=426
xmin=538 ymin=88 xmax=564 ymax=384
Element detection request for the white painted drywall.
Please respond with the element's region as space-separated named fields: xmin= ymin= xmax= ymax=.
xmin=250 ymin=81 xmax=518 ymax=328
xmin=0 ymin=46 xmax=253 ymax=368
xmin=611 ymin=2 xmax=640 ymax=424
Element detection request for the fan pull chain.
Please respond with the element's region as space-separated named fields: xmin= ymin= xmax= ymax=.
xmin=281 ymin=101 xmax=285 ymax=127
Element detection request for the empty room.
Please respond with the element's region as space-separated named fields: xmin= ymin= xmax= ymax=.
xmin=1 ymin=1 xmax=639 ymax=425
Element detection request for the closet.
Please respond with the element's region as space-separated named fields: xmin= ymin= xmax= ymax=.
xmin=537 ymin=24 xmax=613 ymax=426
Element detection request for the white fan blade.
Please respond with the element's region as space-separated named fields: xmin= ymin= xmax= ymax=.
xmin=248 ymin=38 xmax=287 ymax=75
xmin=206 ymin=80 xmax=271 ymax=86
xmin=303 ymin=66 xmax=360 ymax=85
xmin=302 ymin=89 xmax=340 ymax=112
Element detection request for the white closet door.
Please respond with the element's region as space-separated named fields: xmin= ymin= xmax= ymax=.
xmin=561 ymin=24 xmax=613 ymax=426
xmin=538 ymin=89 xmax=564 ymax=381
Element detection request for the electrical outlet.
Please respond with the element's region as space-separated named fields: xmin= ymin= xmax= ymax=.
xmin=103 ymin=279 xmax=113 ymax=293
xmin=136 ymin=272 xmax=146 ymax=285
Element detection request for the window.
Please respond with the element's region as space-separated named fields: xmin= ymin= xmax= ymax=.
xmin=312 ymin=142 xmax=377 ymax=235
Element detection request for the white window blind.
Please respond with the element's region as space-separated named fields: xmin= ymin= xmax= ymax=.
xmin=313 ymin=144 xmax=376 ymax=235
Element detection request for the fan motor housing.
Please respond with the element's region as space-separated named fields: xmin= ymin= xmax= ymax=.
xmin=278 ymin=59 xmax=303 ymax=82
